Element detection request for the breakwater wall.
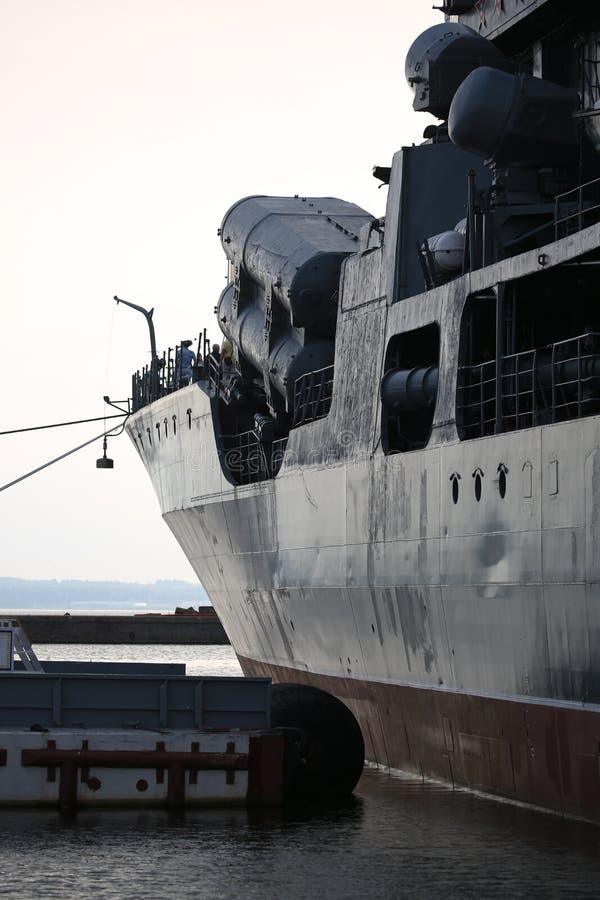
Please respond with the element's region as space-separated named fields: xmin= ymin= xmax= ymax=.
xmin=15 ymin=612 xmax=230 ymax=645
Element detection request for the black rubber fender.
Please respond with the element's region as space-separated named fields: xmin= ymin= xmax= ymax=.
xmin=271 ymin=683 xmax=364 ymax=801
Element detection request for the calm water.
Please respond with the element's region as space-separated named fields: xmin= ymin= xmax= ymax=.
xmin=37 ymin=641 xmax=244 ymax=677
xmin=2 ymin=644 xmax=599 ymax=900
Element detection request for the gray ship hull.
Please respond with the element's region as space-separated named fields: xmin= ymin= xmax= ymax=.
xmin=121 ymin=0 xmax=600 ymax=824
xmin=127 ymin=226 xmax=600 ymax=822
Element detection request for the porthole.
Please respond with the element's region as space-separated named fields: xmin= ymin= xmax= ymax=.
xmin=473 ymin=467 xmax=484 ymax=502
xmin=450 ymin=472 xmax=461 ymax=504
xmin=498 ymin=463 xmax=508 ymax=498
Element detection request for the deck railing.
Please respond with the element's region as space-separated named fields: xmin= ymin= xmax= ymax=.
xmin=292 ymin=365 xmax=334 ymax=428
xmin=457 ymin=332 xmax=600 ymax=438
xmin=221 ymin=431 xmax=287 ymax=485
xmin=131 ymin=331 xmax=218 ymax=412
xmin=456 ymin=360 xmax=497 ymax=439
xmin=554 ymin=176 xmax=600 ymax=240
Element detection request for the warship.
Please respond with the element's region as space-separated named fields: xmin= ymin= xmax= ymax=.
xmin=125 ymin=0 xmax=600 ymax=822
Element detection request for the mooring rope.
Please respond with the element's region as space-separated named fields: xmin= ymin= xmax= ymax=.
xmin=0 ymin=420 xmax=127 ymax=493
xmin=0 ymin=413 xmax=126 ymax=436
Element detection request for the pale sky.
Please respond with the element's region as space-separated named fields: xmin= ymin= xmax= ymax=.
xmin=0 ymin=0 xmax=439 ymax=583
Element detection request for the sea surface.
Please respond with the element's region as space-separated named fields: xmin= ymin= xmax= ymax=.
xmin=1 ymin=643 xmax=600 ymax=899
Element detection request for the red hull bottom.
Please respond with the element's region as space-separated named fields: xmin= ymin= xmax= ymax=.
xmin=239 ymin=655 xmax=600 ymax=824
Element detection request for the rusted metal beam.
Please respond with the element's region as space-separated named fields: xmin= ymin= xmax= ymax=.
xmin=21 ymin=741 xmax=250 ymax=811
xmin=17 ymin=733 xmax=286 ymax=810
xmin=21 ymin=747 xmax=249 ymax=770
xmin=247 ymin=733 xmax=285 ymax=805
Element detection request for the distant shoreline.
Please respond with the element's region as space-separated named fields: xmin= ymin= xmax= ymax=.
xmin=0 ymin=576 xmax=209 ymax=612
xmin=2 ymin=606 xmax=211 ymax=617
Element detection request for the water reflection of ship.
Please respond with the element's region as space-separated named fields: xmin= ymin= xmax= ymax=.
xmin=126 ymin=2 xmax=600 ymax=823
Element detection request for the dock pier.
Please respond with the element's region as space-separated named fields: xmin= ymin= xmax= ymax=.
xmin=14 ymin=611 xmax=229 ymax=645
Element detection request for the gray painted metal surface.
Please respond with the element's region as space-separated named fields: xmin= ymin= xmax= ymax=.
xmin=0 ymin=674 xmax=271 ymax=729
xmin=127 ymin=221 xmax=600 ymax=708
xmin=15 ymin=661 xmax=187 ymax=676
xmin=123 ymin=2 xmax=600 ymax=820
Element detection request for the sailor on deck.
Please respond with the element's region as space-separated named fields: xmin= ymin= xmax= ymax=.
xmin=176 ymin=340 xmax=196 ymax=387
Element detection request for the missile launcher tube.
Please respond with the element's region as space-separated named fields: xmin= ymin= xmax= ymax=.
xmin=219 ymin=195 xmax=372 ymax=329
xmin=216 ymin=195 xmax=372 ymax=409
xmin=217 ymin=283 xmax=334 ymax=405
xmin=381 ymin=366 xmax=439 ymax=412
